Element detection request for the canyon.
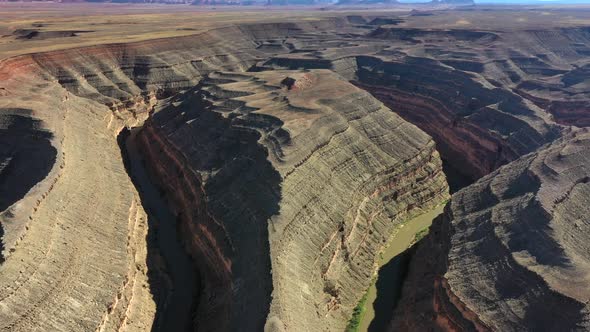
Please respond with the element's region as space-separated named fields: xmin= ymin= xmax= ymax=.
xmin=0 ymin=4 xmax=589 ymax=332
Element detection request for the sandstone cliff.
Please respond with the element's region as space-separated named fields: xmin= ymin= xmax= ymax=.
xmin=0 ymin=20 xmax=353 ymax=331
xmin=0 ymin=71 xmax=159 ymax=331
xmin=258 ymin=21 xmax=590 ymax=184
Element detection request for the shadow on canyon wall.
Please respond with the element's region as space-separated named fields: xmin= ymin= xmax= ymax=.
xmin=0 ymin=220 xmax=3 ymax=264
xmin=0 ymin=109 xmax=57 ymax=263
xmin=134 ymin=86 xmax=281 ymax=331
xmin=118 ymin=128 xmax=198 ymax=332
xmin=442 ymin=160 xmax=474 ymax=194
xmin=0 ymin=111 xmax=56 ymax=212
xmin=366 ymin=155 xmax=473 ymax=330
xmin=368 ymin=249 xmax=413 ymax=332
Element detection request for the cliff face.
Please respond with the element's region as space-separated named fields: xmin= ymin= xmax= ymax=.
xmin=391 ymin=128 xmax=590 ymax=331
xmin=137 ymin=70 xmax=449 ymax=331
xmin=0 ymin=68 xmax=159 ymax=331
xmin=352 ymin=55 xmax=559 ymax=181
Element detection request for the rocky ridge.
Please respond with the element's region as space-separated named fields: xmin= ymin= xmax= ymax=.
xmin=391 ymin=128 xmax=590 ymax=331
xmin=137 ymin=70 xmax=449 ymax=331
xmin=255 ymin=19 xmax=590 ymax=183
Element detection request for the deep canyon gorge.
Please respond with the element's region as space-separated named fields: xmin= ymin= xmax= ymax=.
xmin=1 ymin=4 xmax=590 ymax=332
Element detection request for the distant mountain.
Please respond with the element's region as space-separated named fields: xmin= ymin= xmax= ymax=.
xmin=337 ymin=0 xmax=398 ymax=4
xmin=433 ymin=0 xmax=474 ymax=3
xmin=0 ymin=0 xmax=477 ymax=3
xmin=0 ymin=0 xmax=335 ymax=3
xmin=338 ymin=0 xmax=474 ymax=4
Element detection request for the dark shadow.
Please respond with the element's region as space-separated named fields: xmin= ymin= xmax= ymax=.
xmin=142 ymin=82 xmax=282 ymax=331
xmin=442 ymin=159 xmax=474 ymax=193
xmin=508 ymin=198 xmax=570 ymax=268
xmin=0 ymin=109 xmax=57 ymax=264
xmin=0 ymin=219 xmax=4 ymax=264
xmin=368 ymin=248 xmax=413 ymax=332
xmin=0 ymin=110 xmax=57 ymax=212
xmin=117 ymin=128 xmax=198 ymax=332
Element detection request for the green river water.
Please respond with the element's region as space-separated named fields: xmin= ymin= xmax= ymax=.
xmin=358 ymin=204 xmax=445 ymax=332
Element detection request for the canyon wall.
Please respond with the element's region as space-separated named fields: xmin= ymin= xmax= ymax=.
xmin=377 ymin=21 xmax=590 ymax=331
xmin=258 ymin=22 xmax=590 ymax=183
xmin=391 ymin=127 xmax=590 ymax=330
xmin=0 ymin=66 xmax=159 ymax=331
xmin=0 ymin=19 xmax=358 ymax=331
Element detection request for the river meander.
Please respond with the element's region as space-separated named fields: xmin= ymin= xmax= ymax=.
xmin=359 ymin=204 xmax=445 ymax=332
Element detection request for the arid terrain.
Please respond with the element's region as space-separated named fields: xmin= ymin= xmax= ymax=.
xmin=1 ymin=3 xmax=590 ymax=332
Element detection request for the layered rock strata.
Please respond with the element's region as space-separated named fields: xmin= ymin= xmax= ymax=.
xmin=137 ymin=70 xmax=449 ymax=331
xmin=391 ymin=128 xmax=590 ymax=331
xmin=2 ymin=9 xmax=590 ymax=332
xmin=0 ymin=71 xmax=159 ymax=331
xmin=259 ymin=22 xmax=590 ymax=182
xmin=0 ymin=18 xmax=377 ymax=331
xmin=352 ymin=55 xmax=561 ymax=181
xmin=0 ymin=18 xmax=359 ymax=330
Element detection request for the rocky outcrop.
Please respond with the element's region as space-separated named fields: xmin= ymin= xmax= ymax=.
xmin=137 ymin=70 xmax=449 ymax=331
xmin=391 ymin=128 xmax=590 ymax=331
xmin=0 ymin=70 xmax=159 ymax=331
xmin=0 ymin=17 xmax=453 ymax=331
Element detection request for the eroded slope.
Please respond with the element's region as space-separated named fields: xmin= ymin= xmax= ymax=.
xmin=258 ymin=13 xmax=590 ymax=184
xmin=0 ymin=16 xmax=450 ymax=331
xmin=0 ymin=71 xmax=157 ymax=331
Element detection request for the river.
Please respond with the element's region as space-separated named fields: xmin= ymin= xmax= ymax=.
xmin=358 ymin=204 xmax=445 ymax=332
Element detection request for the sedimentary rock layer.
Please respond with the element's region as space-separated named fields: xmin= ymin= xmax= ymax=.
xmin=0 ymin=75 xmax=158 ymax=331
xmin=0 ymin=17 xmax=374 ymax=331
xmin=137 ymin=70 xmax=449 ymax=331
xmin=392 ymin=128 xmax=590 ymax=331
